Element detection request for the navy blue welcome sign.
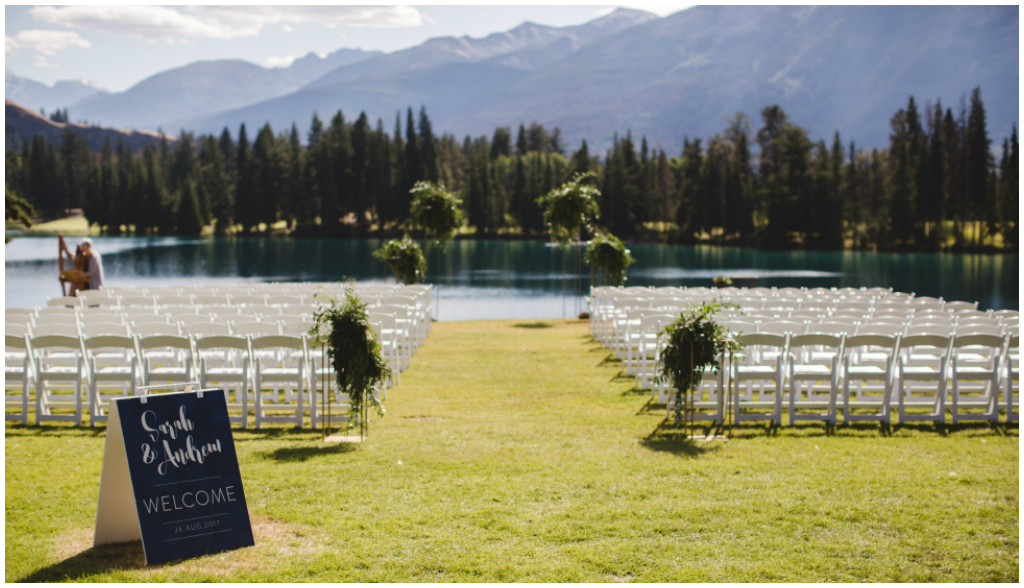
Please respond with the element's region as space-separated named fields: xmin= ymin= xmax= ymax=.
xmin=113 ymin=390 xmax=254 ymax=565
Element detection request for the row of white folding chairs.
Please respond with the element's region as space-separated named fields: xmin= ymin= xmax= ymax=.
xmin=639 ymin=331 xmax=1018 ymax=427
xmin=10 ymin=299 xmax=425 ymax=376
xmin=4 ymin=332 xmax=389 ymax=430
xmin=618 ymin=312 xmax=1017 ymax=388
xmin=5 ymin=313 xmax=415 ymax=391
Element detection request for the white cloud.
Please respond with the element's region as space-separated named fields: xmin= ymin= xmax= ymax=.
xmin=33 ymin=55 xmax=59 ymax=68
xmin=625 ymin=4 xmax=695 ymax=18
xmin=29 ymin=5 xmax=424 ymax=42
xmin=281 ymin=24 xmax=294 ymax=33
xmin=6 ymin=29 xmax=91 ymax=55
xmin=266 ymin=55 xmax=297 ymax=68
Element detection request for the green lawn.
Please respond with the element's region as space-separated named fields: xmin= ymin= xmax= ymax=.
xmin=5 ymin=320 xmax=1018 ymax=581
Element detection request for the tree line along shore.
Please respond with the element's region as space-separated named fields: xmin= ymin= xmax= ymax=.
xmin=4 ymin=87 xmax=1017 ymax=252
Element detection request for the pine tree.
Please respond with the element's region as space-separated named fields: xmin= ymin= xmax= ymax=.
xmin=965 ymin=87 xmax=992 ymax=246
xmin=235 ymin=123 xmax=257 ymax=232
xmin=252 ymin=123 xmax=280 ymax=231
xmin=999 ymin=125 xmax=1018 ymax=246
xmin=200 ymin=136 xmax=232 ymax=234
xmin=888 ymin=109 xmax=915 ymax=245
xmin=490 ymin=127 xmax=512 ymax=160
xmin=418 ymin=107 xmax=438 ymax=183
xmin=175 ymin=178 xmax=203 ymax=235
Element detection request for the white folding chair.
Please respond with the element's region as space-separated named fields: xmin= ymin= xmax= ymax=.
xmin=948 ymin=333 xmax=1004 ymax=424
xmin=252 ymin=335 xmax=307 ymax=429
xmin=787 ymin=334 xmax=844 ymax=426
xmin=138 ymin=335 xmax=195 ymax=387
xmin=32 ymin=334 xmax=84 ymax=426
xmin=897 ymin=334 xmax=952 ymax=425
xmin=308 ymin=343 xmax=354 ymax=430
xmin=732 ymin=333 xmax=789 ymax=425
xmin=5 ymin=334 xmax=33 ymax=424
xmin=197 ymin=335 xmax=251 ymax=428
xmin=83 ymin=335 xmax=138 ymax=426
xmin=842 ymin=334 xmax=900 ymax=426
xmin=1003 ymin=334 xmax=1019 ymax=422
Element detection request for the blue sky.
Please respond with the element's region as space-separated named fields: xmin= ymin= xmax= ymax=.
xmin=5 ymin=4 xmax=695 ymax=92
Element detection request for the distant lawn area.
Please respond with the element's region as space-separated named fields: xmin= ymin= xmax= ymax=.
xmin=5 ymin=320 xmax=1018 ymax=581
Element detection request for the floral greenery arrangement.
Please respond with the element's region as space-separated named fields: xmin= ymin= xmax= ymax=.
xmin=310 ymin=288 xmax=391 ymax=433
xmin=658 ymin=301 xmax=742 ymax=427
xmin=537 ymin=172 xmax=601 ymax=246
xmin=373 ymin=236 xmax=427 ymax=285
xmin=585 ymin=232 xmax=635 ymax=286
xmin=713 ymin=276 xmax=733 ymax=288
xmin=408 ymin=181 xmax=464 ymax=247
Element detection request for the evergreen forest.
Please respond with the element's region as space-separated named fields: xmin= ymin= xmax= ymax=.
xmin=5 ymin=87 xmax=1017 ymax=252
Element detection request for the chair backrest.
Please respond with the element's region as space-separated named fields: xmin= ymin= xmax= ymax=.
xmin=805 ymin=323 xmax=854 ymax=336
xmin=154 ymin=294 xmax=194 ymax=307
xmin=844 ymin=334 xmax=899 ymax=352
xmin=138 ymin=334 xmax=192 ymax=351
xmin=120 ymin=295 xmax=156 ymax=307
xmin=133 ymin=322 xmax=181 ymax=337
xmin=736 ymin=332 xmax=788 ymax=348
xmin=182 ymin=322 xmax=232 ymax=337
xmin=6 ymin=322 xmax=31 ymax=337
xmin=193 ymin=294 xmax=230 ymax=306
xmin=32 ymin=323 xmax=80 ymax=337
xmin=31 ymin=334 xmax=83 ymax=353
xmin=944 ymin=300 xmax=979 ymax=312
xmin=229 ymin=294 xmax=267 ymax=306
xmin=6 ymin=307 xmax=36 ymax=317
xmin=81 ymin=322 xmax=130 ymax=337
xmin=239 ymin=304 xmax=281 ymax=317
xmin=231 ymin=321 xmax=280 ymax=337
xmin=80 ymin=311 xmax=124 ymax=324
xmin=905 ymin=324 xmax=953 ymax=337
xmin=280 ymin=320 xmax=316 ymax=337
xmin=899 ymin=334 xmax=951 ymax=354
xmin=195 ymin=335 xmax=249 ymax=351
xmin=84 ymin=334 xmax=136 ymax=353
xmin=955 ymin=324 xmax=1002 ymax=337
xmin=719 ymin=320 xmax=756 ymax=334
xmin=47 ymin=296 xmax=81 ymax=308
xmin=5 ymin=333 xmax=29 ymax=350
xmin=165 ymin=307 xmax=206 ymax=319
xmin=171 ymin=314 xmax=211 ymax=327
xmin=758 ymin=321 xmax=807 ymax=335
xmin=251 ymin=334 xmax=305 ymax=351
xmin=789 ymin=332 xmax=844 ymax=355
xmin=196 ymin=305 xmax=240 ymax=317
xmin=856 ymin=323 xmax=902 ymax=336
xmin=267 ymin=295 xmax=304 ymax=306
xmin=34 ymin=312 xmax=78 ymax=325
xmin=952 ymin=333 xmax=1005 ymax=350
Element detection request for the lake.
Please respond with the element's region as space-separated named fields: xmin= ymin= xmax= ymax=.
xmin=4 ymin=236 xmax=1018 ymax=319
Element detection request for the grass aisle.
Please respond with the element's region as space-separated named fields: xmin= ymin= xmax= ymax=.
xmin=5 ymin=319 xmax=1019 ymax=581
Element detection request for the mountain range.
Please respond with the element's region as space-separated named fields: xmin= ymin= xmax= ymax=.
xmin=5 ymin=6 xmax=1019 ymax=153
xmin=4 ymin=99 xmax=170 ymax=152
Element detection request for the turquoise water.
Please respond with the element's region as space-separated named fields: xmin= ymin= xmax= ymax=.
xmin=4 ymin=236 xmax=1018 ymax=318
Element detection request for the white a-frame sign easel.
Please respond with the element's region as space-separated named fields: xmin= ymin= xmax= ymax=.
xmin=94 ymin=383 xmax=254 ymax=565
xmin=94 ymin=396 xmax=143 ymax=544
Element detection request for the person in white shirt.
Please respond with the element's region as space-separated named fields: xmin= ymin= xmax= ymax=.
xmin=80 ymin=238 xmax=104 ymax=291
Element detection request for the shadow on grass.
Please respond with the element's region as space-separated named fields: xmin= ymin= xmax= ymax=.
xmin=513 ymin=321 xmax=554 ymax=329
xmin=634 ymin=398 xmax=664 ymax=415
xmin=18 ymin=541 xmax=148 ymax=581
xmin=261 ymin=442 xmax=358 ymax=462
xmin=640 ymin=427 xmax=724 ymax=458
